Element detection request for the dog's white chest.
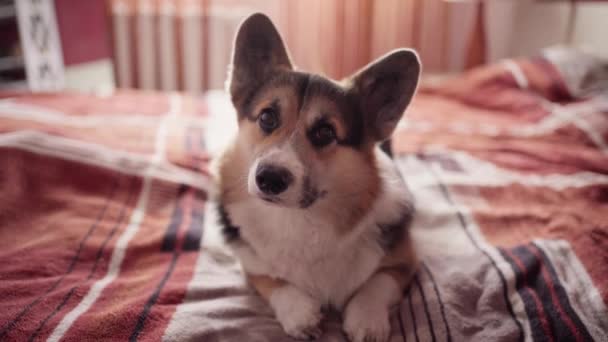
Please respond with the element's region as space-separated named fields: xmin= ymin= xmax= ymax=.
xmin=228 ymin=199 xmax=384 ymax=308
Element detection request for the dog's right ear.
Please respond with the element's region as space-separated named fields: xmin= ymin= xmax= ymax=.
xmin=228 ymin=13 xmax=292 ymax=107
xmin=347 ymin=49 xmax=420 ymax=142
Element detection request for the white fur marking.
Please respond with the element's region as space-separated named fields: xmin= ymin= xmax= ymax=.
xmin=343 ymin=273 xmax=400 ymax=342
xmin=269 ymin=285 xmax=323 ymax=339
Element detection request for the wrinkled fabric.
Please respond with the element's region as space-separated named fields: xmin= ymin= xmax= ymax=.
xmin=1 ymin=49 xmax=607 ymax=342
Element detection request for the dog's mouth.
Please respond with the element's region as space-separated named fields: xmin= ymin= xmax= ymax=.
xmin=256 ymin=191 xmax=327 ymax=209
xmin=260 ymin=195 xmax=280 ymax=204
xmin=251 ymin=176 xmax=327 ymax=209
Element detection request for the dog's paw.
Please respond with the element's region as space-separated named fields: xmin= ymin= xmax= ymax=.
xmin=270 ymin=285 xmax=323 ymax=340
xmin=343 ymin=295 xmax=391 ymax=342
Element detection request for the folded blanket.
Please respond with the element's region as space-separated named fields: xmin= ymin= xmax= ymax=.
xmin=0 ymin=49 xmax=606 ymax=342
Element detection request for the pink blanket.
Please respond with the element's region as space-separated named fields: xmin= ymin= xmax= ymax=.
xmin=1 ymin=49 xmax=607 ymax=341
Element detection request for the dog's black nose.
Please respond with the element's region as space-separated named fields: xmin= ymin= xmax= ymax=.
xmin=256 ymin=165 xmax=293 ymax=195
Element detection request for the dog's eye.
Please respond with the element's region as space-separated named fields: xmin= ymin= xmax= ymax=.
xmin=258 ymin=108 xmax=279 ymax=133
xmin=310 ymin=123 xmax=336 ymax=147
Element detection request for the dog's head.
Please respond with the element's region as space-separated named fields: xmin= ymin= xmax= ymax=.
xmin=222 ymin=13 xmax=419 ymax=213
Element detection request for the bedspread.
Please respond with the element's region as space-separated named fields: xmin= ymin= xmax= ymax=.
xmin=0 ymin=47 xmax=607 ymax=341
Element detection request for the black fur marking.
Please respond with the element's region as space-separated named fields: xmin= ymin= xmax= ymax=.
xmin=377 ymin=203 xmax=414 ymax=251
xmin=380 ymin=139 xmax=393 ymax=158
xmin=299 ymin=176 xmax=326 ymax=209
xmin=258 ymin=100 xmax=282 ymax=134
xmin=217 ymin=203 xmax=241 ymax=243
xmin=297 ymin=73 xmax=311 ymax=114
xmin=239 ymin=72 xmax=306 ymax=121
xmin=307 ymin=117 xmax=336 ymax=148
xmin=234 ymin=70 xmax=367 ymax=149
xmin=304 ymin=75 xmax=365 ymax=148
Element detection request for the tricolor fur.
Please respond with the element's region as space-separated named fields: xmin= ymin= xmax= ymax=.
xmin=215 ymin=13 xmax=420 ymax=342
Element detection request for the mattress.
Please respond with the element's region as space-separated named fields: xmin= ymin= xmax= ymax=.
xmin=0 ymin=48 xmax=607 ymax=341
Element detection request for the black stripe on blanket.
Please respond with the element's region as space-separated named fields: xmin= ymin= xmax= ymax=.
xmin=528 ymin=243 xmax=592 ymax=341
xmin=129 ymin=252 xmax=180 ymax=342
xmin=161 ymin=185 xmax=187 ymax=252
xmin=415 ymin=275 xmax=437 ymax=342
xmin=398 ymin=302 xmax=408 ymax=342
xmin=130 ymin=190 xmax=185 ymax=341
xmin=421 ymin=155 xmax=525 ymax=341
xmin=407 ymin=288 xmax=420 ymax=342
xmin=27 ymin=177 xmax=138 ymax=342
xmin=499 ymin=244 xmax=593 ymax=342
xmin=182 ymin=190 xmax=206 ymax=251
xmin=500 ymin=246 xmax=555 ymax=342
xmin=130 ymin=186 xmax=206 ymax=341
xmin=162 ymin=186 xmax=205 ymax=252
xmin=0 ymin=177 xmax=121 ymax=340
xmin=421 ymin=262 xmax=452 ymax=342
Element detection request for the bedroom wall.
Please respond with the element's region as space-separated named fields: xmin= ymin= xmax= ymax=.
xmin=509 ymin=0 xmax=608 ymax=59
xmin=50 ymin=0 xmax=608 ymax=93
xmin=567 ymin=3 xmax=608 ymax=57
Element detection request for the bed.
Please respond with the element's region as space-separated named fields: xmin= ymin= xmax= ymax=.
xmin=0 ymin=47 xmax=607 ymax=341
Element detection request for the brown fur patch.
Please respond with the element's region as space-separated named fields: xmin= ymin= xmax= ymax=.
xmin=217 ymin=143 xmax=251 ymax=205
xmin=303 ymin=97 xmax=349 ymax=142
xmin=380 ymin=230 xmax=417 ymax=271
xmin=315 ymin=148 xmax=380 ymax=232
xmin=380 ymin=265 xmax=417 ymax=291
xmin=378 ymin=231 xmax=418 ymax=290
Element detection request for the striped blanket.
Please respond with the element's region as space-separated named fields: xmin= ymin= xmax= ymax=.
xmin=1 ymin=48 xmax=607 ymax=342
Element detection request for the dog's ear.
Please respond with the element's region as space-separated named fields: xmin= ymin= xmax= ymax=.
xmin=228 ymin=13 xmax=292 ymax=105
xmin=348 ymin=49 xmax=420 ymax=142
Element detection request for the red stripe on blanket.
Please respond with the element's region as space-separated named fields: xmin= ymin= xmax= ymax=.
xmin=407 ymin=94 xmax=549 ymax=128
xmin=527 ymin=245 xmax=585 ymax=342
xmin=7 ymin=91 xmax=172 ymax=117
xmin=56 ymin=181 xmax=177 ymax=341
xmin=0 ymin=150 xmax=140 ymax=341
xmin=28 ymin=179 xmax=140 ymax=342
xmin=0 ymin=116 xmax=160 ymax=155
xmin=393 ymin=131 xmax=608 ymax=174
xmin=135 ymin=189 xmax=205 ymax=341
xmin=56 ymin=182 xmax=203 ymax=341
xmin=500 ymin=248 xmax=556 ymax=342
xmin=464 ymin=184 xmax=608 ymax=303
xmin=522 ymin=57 xmax=572 ymax=102
xmin=499 ymin=244 xmax=594 ymax=341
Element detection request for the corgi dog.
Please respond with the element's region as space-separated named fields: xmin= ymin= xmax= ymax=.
xmin=216 ymin=13 xmax=420 ymax=342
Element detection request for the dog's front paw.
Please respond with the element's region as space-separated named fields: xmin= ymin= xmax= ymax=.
xmin=343 ymin=294 xmax=391 ymax=342
xmin=269 ymin=285 xmax=323 ymax=340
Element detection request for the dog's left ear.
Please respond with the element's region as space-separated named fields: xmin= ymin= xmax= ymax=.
xmin=348 ymin=49 xmax=420 ymax=142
